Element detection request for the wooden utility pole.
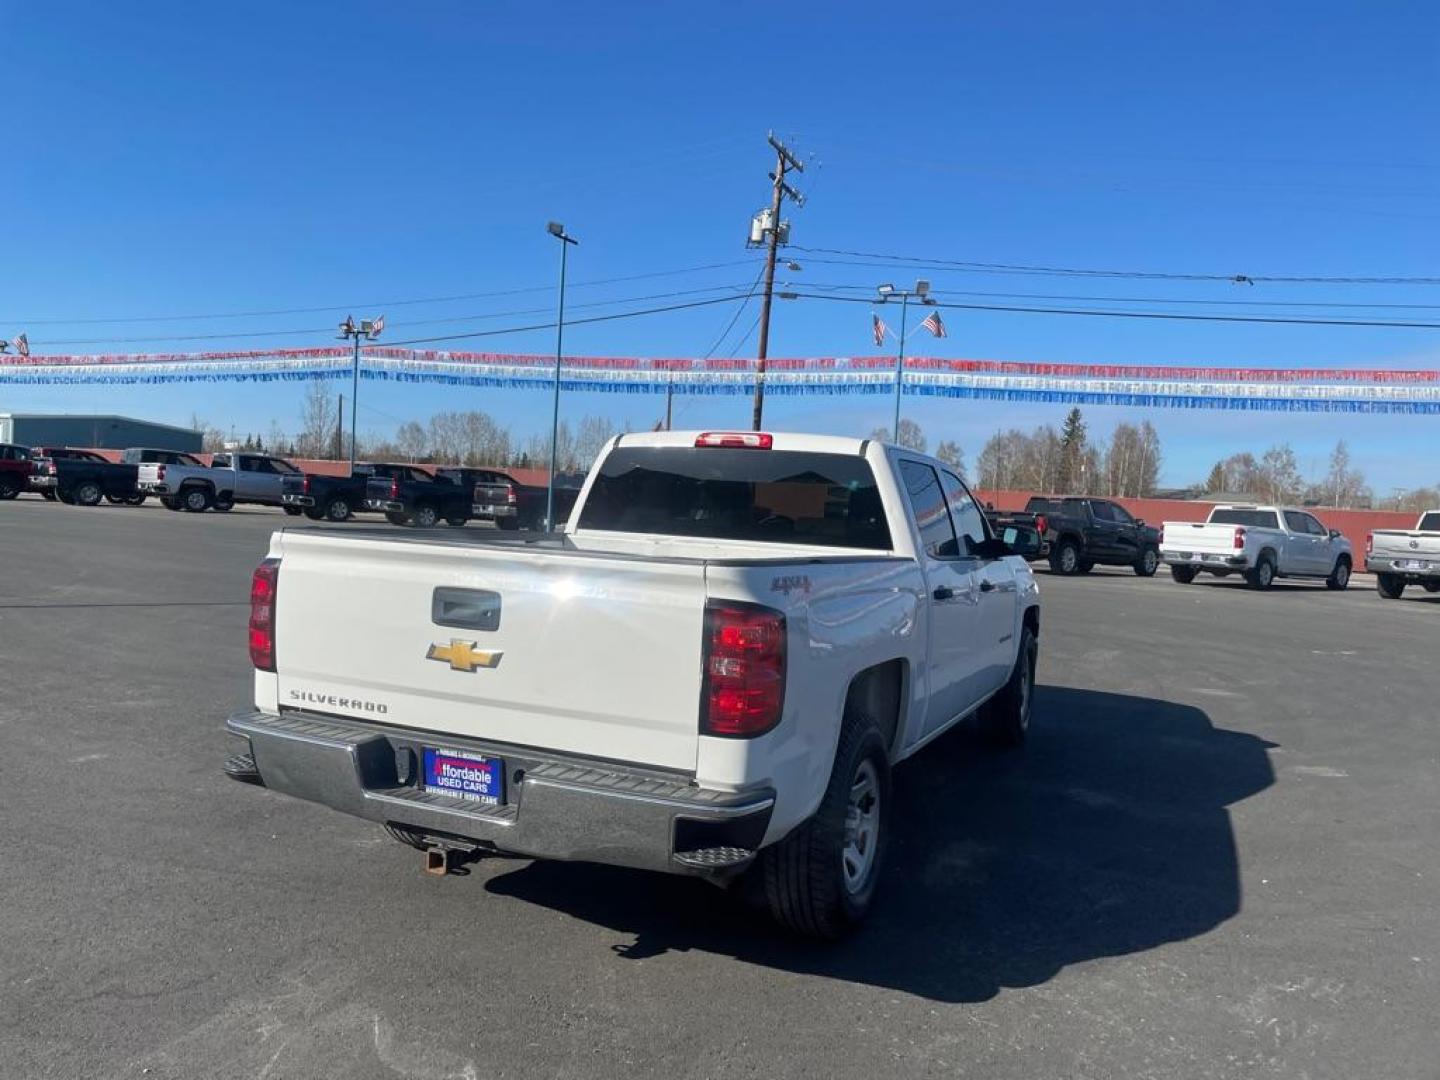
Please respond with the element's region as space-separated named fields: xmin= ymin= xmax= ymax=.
xmin=750 ymin=133 xmax=805 ymax=430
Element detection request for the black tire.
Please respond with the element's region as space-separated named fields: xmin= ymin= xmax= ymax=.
xmin=1048 ymin=539 xmax=1082 ymax=576
xmin=411 ymin=502 xmax=439 ymax=528
xmin=978 ymin=624 xmax=1038 ymax=747
xmin=757 ymin=711 xmax=890 ymax=939
xmin=282 ymin=505 xmax=304 ymax=516
xmin=73 ymin=480 xmax=103 ymax=507
xmin=1376 ymin=573 xmax=1406 ymax=600
xmin=446 ymin=515 xmax=468 ymax=527
xmin=1170 ymin=565 xmax=1199 ymax=584
xmin=383 ymin=824 xmax=429 ymax=850
xmin=180 ymin=486 xmax=212 ymax=512
xmin=1245 ymin=556 xmax=1275 ymax=591
xmin=0 ymin=480 xmax=19 ymax=500
xmin=160 ymin=495 xmax=182 ymax=511
xmin=1325 ymin=557 xmax=1351 ymax=591
xmin=57 ymin=490 xmax=76 ymax=505
xmin=496 ymin=517 xmax=521 ymax=531
xmin=303 ymin=507 xmax=326 ymax=521
xmin=385 ymin=511 xmax=410 ymax=526
xmin=1076 ymin=560 xmax=1095 ymax=574
xmin=1423 ymin=581 xmax=1440 ymax=594
xmin=324 ymin=497 xmax=352 ymax=522
xmin=212 ymin=494 xmax=234 ymax=512
xmin=104 ymin=493 xmax=124 ymax=504
xmin=122 ymin=494 xmax=146 ymax=506
xmin=1134 ymin=547 xmax=1160 ymax=577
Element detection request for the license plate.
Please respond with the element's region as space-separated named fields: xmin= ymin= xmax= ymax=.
xmin=422 ymin=748 xmax=504 ymax=805
xmin=1400 ymin=559 xmax=1430 ymax=571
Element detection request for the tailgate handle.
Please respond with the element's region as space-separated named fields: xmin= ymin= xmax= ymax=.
xmin=432 ymin=588 xmax=501 ymax=632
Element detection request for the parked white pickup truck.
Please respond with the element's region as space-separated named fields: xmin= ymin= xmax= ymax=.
xmin=138 ymin=451 xmax=304 ymax=513
xmin=1160 ymin=504 xmax=1353 ymax=590
xmin=1368 ymin=510 xmax=1440 ymax=599
xmin=224 ymin=431 xmax=1043 ymax=937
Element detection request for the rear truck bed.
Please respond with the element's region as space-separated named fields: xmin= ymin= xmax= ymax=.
xmin=227 ymin=525 xmax=918 ymax=880
xmin=1367 ymin=530 xmax=1440 ymax=581
xmin=1159 ymin=522 xmax=1254 ymax=569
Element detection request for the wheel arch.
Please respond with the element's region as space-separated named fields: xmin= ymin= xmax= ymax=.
xmin=844 ymin=658 xmax=908 ymax=759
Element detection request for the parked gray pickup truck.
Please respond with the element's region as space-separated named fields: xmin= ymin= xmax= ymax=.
xmin=1368 ymin=511 xmax=1440 ymax=599
xmin=138 ymin=452 xmax=305 ymax=513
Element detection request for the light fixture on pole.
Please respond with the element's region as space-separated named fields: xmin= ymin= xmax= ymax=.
xmin=546 ymin=221 xmax=578 ymax=532
xmin=337 ymin=314 xmax=384 ymax=471
xmin=875 ymin=280 xmax=938 ymax=438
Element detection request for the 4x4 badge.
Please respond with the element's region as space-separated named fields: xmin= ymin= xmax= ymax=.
xmin=427 ymin=640 xmax=503 ymax=672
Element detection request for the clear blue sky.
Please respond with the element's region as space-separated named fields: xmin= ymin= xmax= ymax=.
xmin=4 ymin=1 xmax=1438 ymax=489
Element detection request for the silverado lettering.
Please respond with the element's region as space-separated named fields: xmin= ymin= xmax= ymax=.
xmin=287 ymin=689 xmax=389 ymax=714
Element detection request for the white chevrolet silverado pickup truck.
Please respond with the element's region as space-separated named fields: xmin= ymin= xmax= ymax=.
xmin=224 ymin=431 xmax=1043 ymax=937
xmin=1368 ymin=510 xmax=1440 ymax=599
xmin=1160 ymin=504 xmax=1353 ymax=590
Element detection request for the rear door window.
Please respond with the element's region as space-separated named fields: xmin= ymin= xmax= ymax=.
xmin=900 ymin=460 xmax=959 ymax=559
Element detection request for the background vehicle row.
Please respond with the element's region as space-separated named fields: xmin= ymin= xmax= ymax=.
xmin=986 ymin=495 xmax=1161 ymax=577
xmin=1160 ymin=504 xmax=1353 ymax=590
xmin=1368 ymin=511 xmax=1440 ymax=599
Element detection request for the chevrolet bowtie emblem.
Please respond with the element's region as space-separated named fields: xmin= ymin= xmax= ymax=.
xmin=426 ymin=639 xmax=503 ymax=672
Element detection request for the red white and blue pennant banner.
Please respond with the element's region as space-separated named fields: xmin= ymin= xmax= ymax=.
xmin=3 ymin=348 xmax=1439 ymax=414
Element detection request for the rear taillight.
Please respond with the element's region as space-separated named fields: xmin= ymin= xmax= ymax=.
xmin=389 ymin=477 xmax=401 ymax=499
xmin=1366 ymin=532 xmax=1373 ymax=556
xmin=248 ymin=559 xmax=279 ymax=671
xmin=301 ymin=475 xmax=311 ymax=494
xmin=701 ymin=601 xmax=786 ymax=737
xmin=1233 ymin=527 xmax=1247 ymax=550
xmin=1035 ymin=514 xmax=1048 ymax=534
xmin=695 ymin=431 xmax=774 ymax=449
xmin=156 ymin=464 xmax=166 ymax=481
xmin=506 ymin=483 xmax=517 ymax=505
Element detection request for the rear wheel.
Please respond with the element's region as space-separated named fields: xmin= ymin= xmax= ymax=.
xmin=1134 ymin=547 xmax=1160 ymax=577
xmin=1245 ymin=557 xmax=1275 ymax=590
xmin=104 ymin=493 xmax=124 ymax=505
xmin=1376 ymin=573 xmax=1406 ymax=600
xmin=1048 ymin=539 xmax=1081 ymax=575
xmin=757 ymin=710 xmax=890 ymax=939
xmin=1170 ymin=565 xmax=1199 ymax=584
xmin=978 ymin=625 xmax=1037 ymax=747
xmin=324 ymin=497 xmax=352 ymax=522
xmin=181 ymin=486 xmax=212 ymax=512
xmin=122 ymin=494 xmax=146 ymax=506
xmin=1423 ymin=581 xmax=1440 ymax=594
xmin=73 ymin=481 xmax=103 ymax=507
xmin=0 ymin=477 xmax=19 ymax=500
xmin=1325 ymin=557 xmax=1351 ymax=590
xmin=411 ymin=502 xmax=439 ymax=528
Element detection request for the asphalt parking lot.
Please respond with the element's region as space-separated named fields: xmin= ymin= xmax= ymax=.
xmin=1 ymin=497 xmax=1436 ymax=1080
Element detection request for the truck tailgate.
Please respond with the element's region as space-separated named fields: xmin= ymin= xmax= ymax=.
xmin=1162 ymin=522 xmax=1242 ymax=555
xmin=1371 ymin=531 xmax=1440 ymax=559
xmin=271 ymin=531 xmax=707 ymax=771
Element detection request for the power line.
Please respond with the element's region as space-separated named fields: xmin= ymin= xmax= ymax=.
xmin=790 ymin=246 xmax=1440 ymax=286
xmin=700 ymin=263 xmax=768 ymax=358
xmin=39 ymin=283 xmax=760 ymax=346
xmin=784 ymin=291 xmax=1440 ymax=330
xmin=6 ymin=258 xmax=764 ymax=326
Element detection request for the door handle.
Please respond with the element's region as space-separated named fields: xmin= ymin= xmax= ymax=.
xmin=932 ymin=586 xmax=955 ymax=601
xmin=979 ymin=579 xmax=996 ymax=592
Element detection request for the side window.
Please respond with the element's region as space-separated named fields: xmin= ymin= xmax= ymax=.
xmin=0 ymin=446 xmax=13 ymax=460
xmin=1283 ymin=511 xmax=1310 ymax=533
xmin=899 ymin=460 xmax=959 ymax=559
xmin=1303 ymin=514 xmax=1328 ymax=536
xmin=1107 ymin=502 xmax=1135 ymax=525
xmin=234 ymin=456 xmax=255 ymax=471
xmin=213 ymin=455 xmax=233 ymax=469
xmin=940 ymin=470 xmax=987 ymax=555
xmin=1090 ymin=501 xmax=1116 ymax=523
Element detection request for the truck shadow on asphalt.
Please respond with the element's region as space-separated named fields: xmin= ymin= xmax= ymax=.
xmin=483 ymin=687 xmax=1276 ymax=1002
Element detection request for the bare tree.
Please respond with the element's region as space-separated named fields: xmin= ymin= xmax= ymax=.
xmin=869 ymin=418 xmax=926 ymax=452
xmin=935 ymin=440 xmax=965 ymax=479
xmin=1258 ymin=444 xmax=1303 ymax=504
xmin=295 ymin=383 xmax=337 ymax=458
xmin=395 ymin=421 xmax=428 ymax=462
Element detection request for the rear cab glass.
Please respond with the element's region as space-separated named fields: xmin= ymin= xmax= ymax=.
xmin=577 ymin=447 xmax=892 ymax=550
xmin=1419 ymin=512 xmax=1440 ymax=532
xmin=1210 ymin=508 xmax=1280 ymax=529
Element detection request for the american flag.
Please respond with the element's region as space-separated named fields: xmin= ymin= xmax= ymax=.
xmin=370 ymin=314 xmax=385 ymax=337
xmin=872 ymin=313 xmax=888 ymax=346
xmin=921 ymin=310 xmax=947 ymax=338
xmin=14 ymin=333 xmax=28 ymax=357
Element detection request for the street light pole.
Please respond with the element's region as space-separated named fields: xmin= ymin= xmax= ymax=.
xmin=336 ymin=315 xmax=384 ymax=471
xmin=546 ymin=222 xmax=578 ymax=532
xmin=876 ymin=280 xmax=936 ymax=441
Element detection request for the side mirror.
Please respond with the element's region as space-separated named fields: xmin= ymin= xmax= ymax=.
xmin=1135 ymin=518 xmax=1145 ymax=527
xmin=975 ymin=525 xmax=1043 ymax=559
xmin=1329 ymin=529 xmax=1342 ymax=540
